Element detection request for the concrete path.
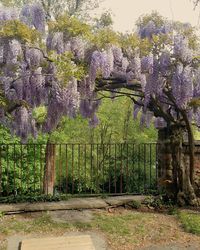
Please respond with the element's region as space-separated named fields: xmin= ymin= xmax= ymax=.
xmin=21 ymin=235 xmax=95 ymax=250
xmin=7 ymin=232 xmax=107 ymax=250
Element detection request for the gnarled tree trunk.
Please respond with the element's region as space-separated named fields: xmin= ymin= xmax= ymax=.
xmin=158 ymin=125 xmax=198 ymax=206
xmin=43 ymin=141 xmax=56 ymax=195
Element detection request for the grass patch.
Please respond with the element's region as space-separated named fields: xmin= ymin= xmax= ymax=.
xmin=0 ymin=212 xmax=78 ymax=235
xmin=177 ymin=210 xmax=200 ymax=235
xmin=1 ymin=209 xmax=200 ymax=250
xmin=92 ymin=211 xmax=154 ymax=244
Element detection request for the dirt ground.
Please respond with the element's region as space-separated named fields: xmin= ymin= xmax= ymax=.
xmin=0 ymin=207 xmax=200 ymax=250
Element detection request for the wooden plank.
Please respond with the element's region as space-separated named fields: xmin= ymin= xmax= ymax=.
xmin=21 ymin=235 xmax=95 ymax=250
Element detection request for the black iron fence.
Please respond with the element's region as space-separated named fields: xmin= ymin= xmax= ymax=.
xmin=0 ymin=143 xmax=158 ymax=198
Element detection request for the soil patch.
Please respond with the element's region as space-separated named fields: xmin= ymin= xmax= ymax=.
xmin=49 ymin=210 xmax=94 ymax=224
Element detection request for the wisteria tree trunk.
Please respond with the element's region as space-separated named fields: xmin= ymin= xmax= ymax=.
xmin=43 ymin=141 xmax=56 ymax=195
xmin=159 ymin=125 xmax=198 ymax=206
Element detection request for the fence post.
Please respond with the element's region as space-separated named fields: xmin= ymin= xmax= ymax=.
xmin=43 ymin=143 xmax=56 ymax=195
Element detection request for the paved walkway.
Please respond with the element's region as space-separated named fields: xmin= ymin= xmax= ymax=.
xmin=7 ymin=232 xmax=107 ymax=250
xmin=21 ymin=235 xmax=95 ymax=250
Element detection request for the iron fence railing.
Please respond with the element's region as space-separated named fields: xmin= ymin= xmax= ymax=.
xmin=0 ymin=143 xmax=158 ymax=198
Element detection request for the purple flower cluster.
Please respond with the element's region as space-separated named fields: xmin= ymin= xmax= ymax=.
xmin=2 ymin=3 xmax=200 ymax=139
xmin=20 ymin=4 xmax=45 ymax=32
xmin=89 ymin=49 xmax=114 ymax=83
xmin=173 ymin=35 xmax=193 ymax=63
xmin=172 ymin=64 xmax=193 ymax=109
xmin=138 ymin=21 xmax=172 ymax=39
xmin=0 ymin=8 xmax=18 ymax=21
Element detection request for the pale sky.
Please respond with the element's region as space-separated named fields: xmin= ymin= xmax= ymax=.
xmin=95 ymin=0 xmax=200 ymax=32
xmin=0 ymin=0 xmax=199 ymax=33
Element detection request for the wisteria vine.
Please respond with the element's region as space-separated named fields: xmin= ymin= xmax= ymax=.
xmin=0 ymin=4 xmax=200 ymax=142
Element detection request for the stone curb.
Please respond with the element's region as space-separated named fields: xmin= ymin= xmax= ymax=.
xmin=0 ymin=195 xmax=146 ymax=214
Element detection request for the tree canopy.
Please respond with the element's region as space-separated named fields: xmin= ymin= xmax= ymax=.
xmin=0 ymin=0 xmax=103 ymax=20
xmin=1 ymin=4 xmax=200 ymax=204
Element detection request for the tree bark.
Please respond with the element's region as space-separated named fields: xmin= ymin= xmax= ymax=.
xmin=43 ymin=141 xmax=56 ymax=195
xmin=158 ymin=125 xmax=198 ymax=206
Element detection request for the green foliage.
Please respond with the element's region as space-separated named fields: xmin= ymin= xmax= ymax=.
xmin=143 ymin=195 xmax=165 ymax=209
xmin=173 ymin=21 xmax=200 ymax=50
xmin=0 ymin=194 xmax=71 ymax=203
xmin=0 ymin=125 xmax=20 ymax=144
xmin=0 ymin=92 xmax=8 ymax=109
xmin=48 ymin=15 xmax=92 ymax=39
xmin=0 ymin=95 xmax=156 ymax=197
xmin=94 ymin=11 xmax=113 ymax=29
xmin=143 ymin=195 xmax=175 ymax=209
xmin=44 ymin=96 xmax=157 ymax=195
xmin=189 ymin=97 xmax=200 ymax=108
xmin=136 ymin=11 xmax=200 ymax=52
xmin=194 ymin=129 xmax=200 ymax=140
xmin=0 ymin=0 xmax=29 ymax=7
xmin=177 ymin=211 xmax=200 ymax=235
xmin=32 ymin=106 xmax=47 ymax=124
xmin=49 ymin=51 xmax=86 ymax=84
xmin=50 ymin=95 xmax=157 ymax=144
xmin=129 ymin=200 xmax=142 ymax=209
xmin=136 ymin=11 xmax=166 ymax=28
xmin=120 ymin=33 xmax=152 ymax=56
xmin=91 ymin=28 xmax=120 ymax=49
xmin=0 ymin=20 xmax=41 ymax=44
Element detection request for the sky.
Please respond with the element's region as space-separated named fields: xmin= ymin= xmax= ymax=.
xmin=0 ymin=0 xmax=199 ymax=33
xmin=95 ymin=0 xmax=200 ymax=32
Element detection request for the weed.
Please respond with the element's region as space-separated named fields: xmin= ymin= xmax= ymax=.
xmin=129 ymin=200 xmax=141 ymax=209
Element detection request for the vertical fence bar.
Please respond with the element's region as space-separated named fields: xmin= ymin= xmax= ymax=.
xmin=40 ymin=144 xmax=43 ymax=194
xmin=109 ymin=144 xmax=111 ymax=194
xmin=33 ymin=144 xmax=36 ymax=193
xmin=72 ymin=144 xmax=74 ymax=194
xmin=26 ymin=144 xmax=29 ymax=194
xmin=59 ymin=144 xmax=62 ymax=192
xmin=114 ymin=144 xmax=117 ymax=194
xmin=20 ymin=144 xmax=23 ymax=195
xmin=6 ymin=145 xmax=9 ymax=196
xmin=102 ymin=144 xmax=105 ymax=193
xmin=150 ymin=144 xmax=152 ymax=190
xmin=84 ymin=144 xmax=87 ymax=193
xmin=126 ymin=143 xmax=129 ymax=193
xmin=78 ymin=144 xmax=80 ymax=194
xmin=138 ymin=144 xmax=140 ymax=193
xmin=65 ymin=144 xmax=68 ymax=194
xmin=144 ymin=144 xmax=146 ymax=193
xmin=156 ymin=143 xmax=158 ymax=190
xmin=90 ymin=144 xmax=93 ymax=194
xmin=132 ymin=144 xmax=135 ymax=193
xmin=13 ymin=144 xmax=16 ymax=196
xmin=96 ymin=144 xmax=99 ymax=193
xmin=120 ymin=144 xmax=123 ymax=194
xmin=0 ymin=146 xmax=2 ymax=195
